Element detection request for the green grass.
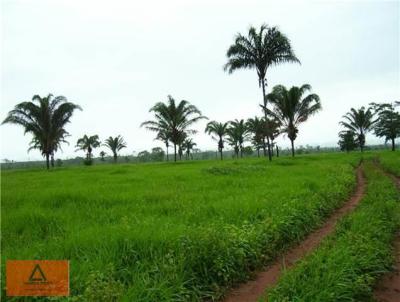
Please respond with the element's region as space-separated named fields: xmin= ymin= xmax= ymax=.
xmin=377 ymin=150 xmax=400 ymax=176
xmin=265 ymin=162 xmax=400 ymax=302
xmin=1 ymin=153 xmax=361 ymax=301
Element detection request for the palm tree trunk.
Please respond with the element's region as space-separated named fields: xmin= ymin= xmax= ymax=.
xmin=391 ymin=138 xmax=395 ymax=151
xmin=166 ymin=145 xmax=169 ymax=161
xmin=220 ymin=149 xmax=223 ymax=160
xmin=51 ymin=154 xmax=54 ymax=167
xmin=276 ymin=145 xmax=279 ymax=157
xmin=257 ymin=148 xmax=260 ymax=157
xmin=291 ymin=139 xmax=295 ymax=157
xmin=262 ymin=137 xmax=267 ymax=156
xmin=46 ymin=153 xmax=50 ymax=170
xmin=114 ymin=153 xmax=117 ymax=162
xmin=261 ymin=78 xmax=272 ymax=162
xmin=174 ymin=144 xmax=177 ymax=162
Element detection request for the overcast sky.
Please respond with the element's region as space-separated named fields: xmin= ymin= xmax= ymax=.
xmin=1 ymin=0 xmax=399 ymax=161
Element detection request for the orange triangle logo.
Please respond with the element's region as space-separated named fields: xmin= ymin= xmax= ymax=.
xmin=28 ymin=264 xmax=47 ymax=283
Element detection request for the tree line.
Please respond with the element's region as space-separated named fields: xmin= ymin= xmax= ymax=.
xmin=338 ymin=102 xmax=400 ymax=152
xmin=2 ymin=24 xmax=398 ymax=168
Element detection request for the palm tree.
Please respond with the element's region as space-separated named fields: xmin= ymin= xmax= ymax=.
xmin=177 ymin=131 xmax=187 ymax=160
xmin=99 ymin=151 xmax=106 ymax=161
xmin=338 ymin=130 xmax=358 ymax=152
xmin=265 ymin=117 xmax=282 ymax=157
xmin=227 ymin=119 xmax=249 ymax=158
xmin=224 ymin=24 xmax=300 ymax=161
xmin=340 ymin=107 xmax=375 ymax=152
xmin=183 ymin=138 xmax=196 ymax=160
xmin=2 ymin=94 xmax=81 ymax=169
xmin=155 ymin=129 xmax=170 ymax=161
xmin=76 ymin=135 xmax=101 ymax=160
xmin=103 ymin=135 xmax=127 ymax=162
xmin=205 ymin=121 xmax=229 ymax=160
xmin=141 ymin=95 xmax=207 ymax=162
xmin=370 ymin=102 xmax=400 ymax=151
xmin=266 ymin=84 xmax=321 ymax=157
xmin=246 ymin=117 xmax=265 ymax=157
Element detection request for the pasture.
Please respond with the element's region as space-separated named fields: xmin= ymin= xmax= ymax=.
xmin=0 ymin=152 xmax=368 ymax=301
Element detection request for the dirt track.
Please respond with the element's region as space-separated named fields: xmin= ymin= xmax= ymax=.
xmin=224 ymin=165 xmax=366 ymax=302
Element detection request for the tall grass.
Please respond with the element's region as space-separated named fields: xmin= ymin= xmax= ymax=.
xmin=266 ymin=162 xmax=400 ymax=301
xmin=377 ymin=150 xmax=400 ymax=176
xmin=1 ymin=153 xmax=361 ymax=301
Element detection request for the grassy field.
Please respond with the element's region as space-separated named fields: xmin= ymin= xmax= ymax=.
xmin=378 ymin=150 xmax=400 ymax=177
xmin=0 ymin=152 xmax=380 ymax=301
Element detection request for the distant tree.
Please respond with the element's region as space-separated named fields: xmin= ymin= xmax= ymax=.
xmin=205 ymin=121 xmax=229 ymax=160
xmin=227 ymin=119 xmax=249 ymax=158
xmin=182 ymin=138 xmax=197 ymax=160
xmin=56 ymin=158 xmax=63 ymax=167
xmin=242 ymin=146 xmax=253 ymax=156
xmin=99 ymin=151 xmax=106 ymax=161
xmin=224 ymin=24 xmax=300 ymax=161
xmin=246 ymin=117 xmax=265 ymax=157
xmin=265 ymin=118 xmax=281 ymax=156
xmin=155 ymin=129 xmax=170 ymax=161
xmin=266 ymin=84 xmax=321 ymax=157
xmin=141 ymin=96 xmax=207 ymax=162
xmin=103 ymin=135 xmax=127 ymax=162
xmin=76 ymin=135 xmax=101 ymax=161
xmin=2 ymin=94 xmax=81 ymax=169
xmin=370 ymin=102 xmax=400 ymax=151
xmin=137 ymin=150 xmax=151 ymax=162
xmin=338 ymin=130 xmax=358 ymax=152
xmin=340 ymin=107 xmax=375 ymax=152
xmin=151 ymin=147 xmax=165 ymax=161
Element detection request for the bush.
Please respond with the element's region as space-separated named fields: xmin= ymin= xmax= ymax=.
xmin=83 ymin=159 xmax=93 ymax=166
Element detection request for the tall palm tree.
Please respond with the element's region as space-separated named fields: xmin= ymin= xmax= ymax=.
xmin=224 ymin=24 xmax=300 ymax=161
xmin=227 ymin=119 xmax=249 ymax=158
xmin=370 ymin=102 xmax=400 ymax=151
xmin=2 ymin=94 xmax=81 ymax=169
xmin=205 ymin=121 xmax=229 ymax=160
xmin=141 ymin=95 xmax=207 ymax=162
xmin=246 ymin=117 xmax=265 ymax=157
xmin=340 ymin=107 xmax=375 ymax=152
xmin=266 ymin=84 xmax=321 ymax=157
xmin=103 ymin=135 xmax=127 ymax=162
xmin=183 ymin=138 xmax=196 ymax=160
xmin=76 ymin=135 xmax=101 ymax=160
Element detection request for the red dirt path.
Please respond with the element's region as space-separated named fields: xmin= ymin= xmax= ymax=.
xmin=223 ymin=166 xmax=365 ymax=302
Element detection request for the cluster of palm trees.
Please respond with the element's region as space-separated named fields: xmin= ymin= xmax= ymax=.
xmin=3 ymin=24 xmax=396 ymax=169
xmin=140 ymin=95 xmax=207 ymax=162
xmin=339 ymin=102 xmax=400 ymax=152
xmin=142 ymin=24 xmax=322 ymax=161
xmin=204 ymin=84 xmax=321 ymax=160
xmin=75 ymin=134 xmax=127 ymax=163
